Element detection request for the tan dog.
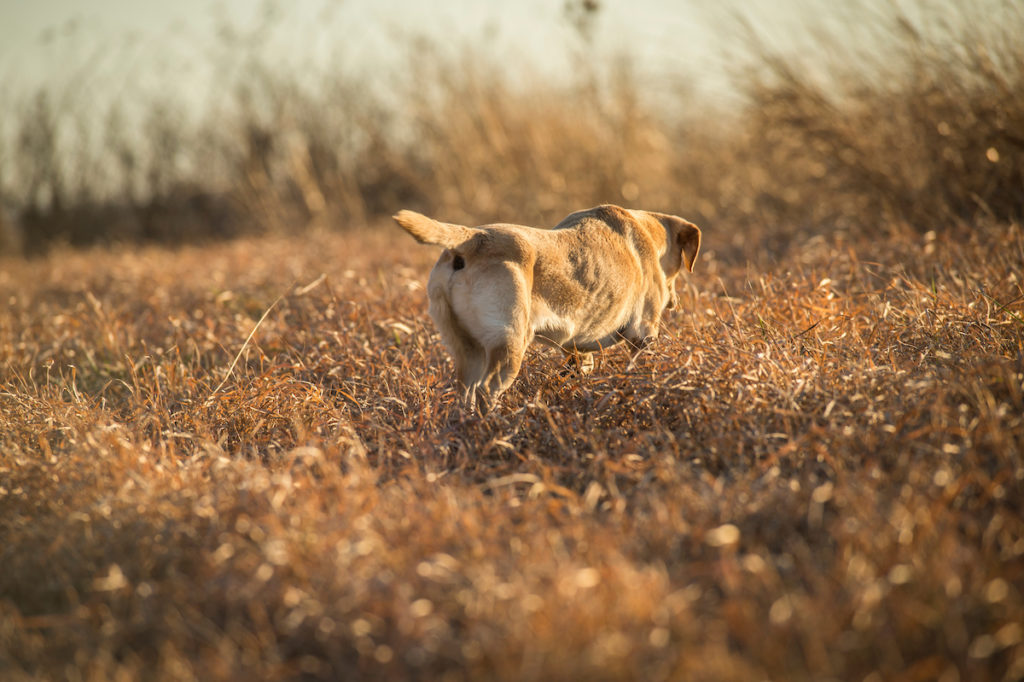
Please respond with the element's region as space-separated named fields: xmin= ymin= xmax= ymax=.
xmin=394 ymin=204 xmax=701 ymax=413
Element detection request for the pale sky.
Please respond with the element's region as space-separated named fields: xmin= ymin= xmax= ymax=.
xmin=3 ymin=1 xmax=992 ymax=108
xmin=0 ymin=0 xmax=772 ymax=106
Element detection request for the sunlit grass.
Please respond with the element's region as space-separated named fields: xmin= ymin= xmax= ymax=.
xmin=1 ymin=219 xmax=1021 ymax=680
xmin=1 ymin=1 xmax=1023 ymax=679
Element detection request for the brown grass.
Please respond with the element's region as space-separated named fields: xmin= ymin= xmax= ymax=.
xmin=1 ymin=216 xmax=1022 ymax=680
xmin=2 ymin=2 xmax=1023 ymax=679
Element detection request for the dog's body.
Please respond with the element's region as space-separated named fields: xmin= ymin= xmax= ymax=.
xmin=394 ymin=204 xmax=701 ymax=413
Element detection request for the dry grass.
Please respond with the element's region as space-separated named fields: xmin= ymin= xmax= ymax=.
xmin=2 ymin=2 xmax=1023 ymax=679
xmin=4 ymin=2 xmax=1022 ymax=255
xmin=1 ymin=216 xmax=1022 ymax=680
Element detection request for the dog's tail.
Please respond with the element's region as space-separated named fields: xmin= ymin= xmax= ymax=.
xmin=393 ymin=210 xmax=480 ymax=249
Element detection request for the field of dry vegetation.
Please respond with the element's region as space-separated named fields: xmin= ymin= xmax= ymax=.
xmin=2 ymin=1 xmax=1024 ymax=680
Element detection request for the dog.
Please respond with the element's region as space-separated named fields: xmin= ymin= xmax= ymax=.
xmin=394 ymin=204 xmax=701 ymax=414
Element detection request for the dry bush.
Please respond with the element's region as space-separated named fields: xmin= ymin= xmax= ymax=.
xmin=391 ymin=46 xmax=676 ymax=228
xmin=1 ymin=218 xmax=1022 ymax=680
xmin=3 ymin=1 xmax=1021 ymax=255
xmin=710 ymin=0 xmax=1024 ymax=238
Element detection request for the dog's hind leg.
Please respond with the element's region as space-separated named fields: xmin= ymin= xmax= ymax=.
xmin=456 ymin=345 xmax=487 ymax=412
xmin=476 ymin=337 xmax=527 ymax=414
xmin=429 ymin=293 xmax=486 ymax=414
xmin=447 ymin=257 xmax=533 ymax=415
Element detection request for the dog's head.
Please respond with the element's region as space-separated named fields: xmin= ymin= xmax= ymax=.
xmin=652 ymin=213 xmax=702 ymax=309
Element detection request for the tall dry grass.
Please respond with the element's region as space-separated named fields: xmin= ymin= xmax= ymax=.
xmin=722 ymin=0 xmax=1024 ymax=235
xmin=1 ymin=1 xmax=1021 ymax=255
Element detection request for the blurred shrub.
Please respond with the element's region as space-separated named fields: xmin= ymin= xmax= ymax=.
xmin=721 ymin=0 xmax=1024 ymax=236
xmin=0 ymin=0 xmax=1021 ymax=255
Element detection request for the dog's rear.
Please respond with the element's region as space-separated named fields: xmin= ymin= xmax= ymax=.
xmin=394 ymin=211 xmax=532 ymax=413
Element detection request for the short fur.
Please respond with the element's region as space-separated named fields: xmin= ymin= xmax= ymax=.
xmin=394 ymin=204 xmax=701 ymax=414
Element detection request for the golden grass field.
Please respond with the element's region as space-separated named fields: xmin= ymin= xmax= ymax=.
xmin=1 ymin=215 xmax=1022 ymax=680
xmin=2 ymin=2 xmax=1024 ymax=679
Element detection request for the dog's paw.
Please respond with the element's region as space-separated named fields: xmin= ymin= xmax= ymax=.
xmin=461 ymin=384 xmax=499 ymax=417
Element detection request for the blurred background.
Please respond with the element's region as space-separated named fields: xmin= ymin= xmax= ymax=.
xmin=0 ymin=0 xmax=1021 ymax=256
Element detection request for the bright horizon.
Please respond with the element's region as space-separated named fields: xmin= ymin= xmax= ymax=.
xmin=0 ymin=0 xmax=809 ymax=109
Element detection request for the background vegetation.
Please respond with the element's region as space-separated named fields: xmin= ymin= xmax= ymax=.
xmin=2 ymin=0 xmax=1022 ymax=254
xmin=1 ymin=1 xmax=1022 ymax=680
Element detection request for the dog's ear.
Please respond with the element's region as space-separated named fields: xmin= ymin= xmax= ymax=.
xmin=677 ymin=220 xmax=701 ymax=272
xmin=659 ymin=215 xmax=702 ymax=272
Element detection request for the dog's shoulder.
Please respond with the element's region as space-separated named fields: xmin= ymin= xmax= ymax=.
xmin=587 ymin=205 xmax=638 ymax=235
